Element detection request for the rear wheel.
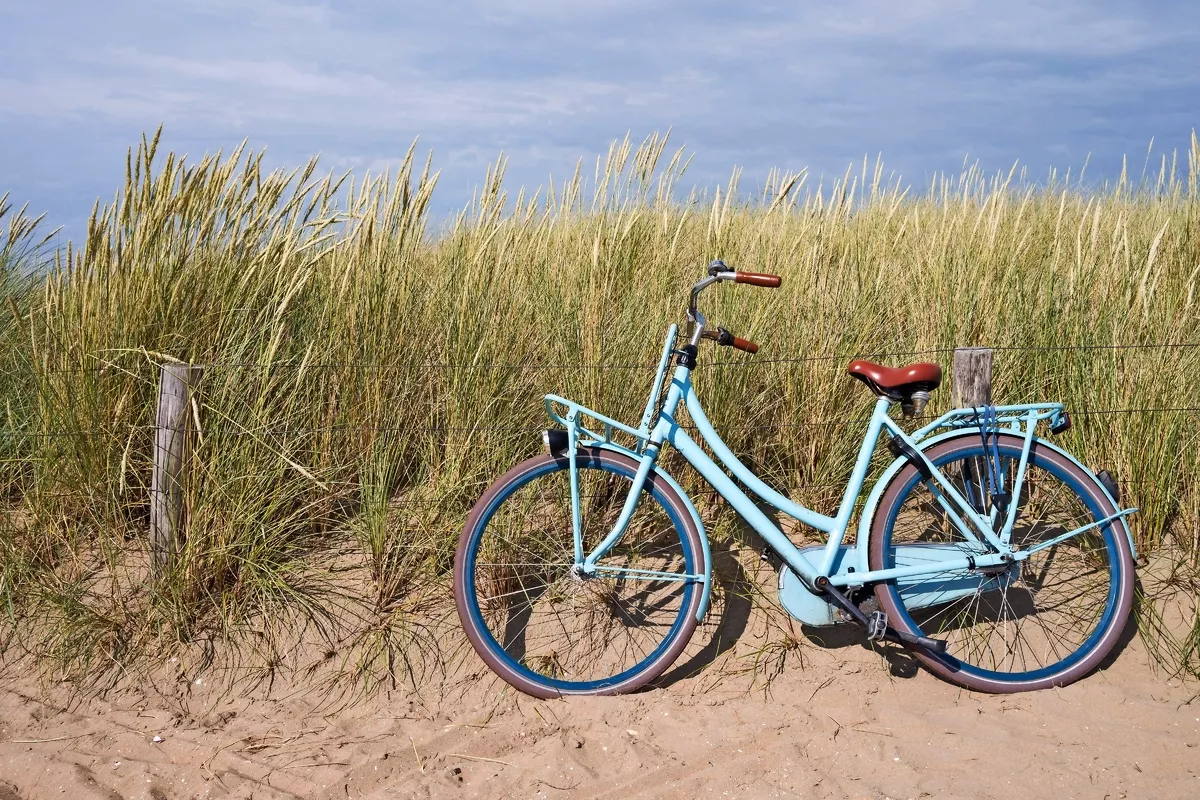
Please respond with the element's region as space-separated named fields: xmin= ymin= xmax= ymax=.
xmin=867 ymin=434 xmax=1134 ymax=692
xmin=454 ymin=447 xmax=705 ymax=698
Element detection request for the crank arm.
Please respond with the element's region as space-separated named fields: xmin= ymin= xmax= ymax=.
xmin=815 ymin=576 xmax=948 ymax=655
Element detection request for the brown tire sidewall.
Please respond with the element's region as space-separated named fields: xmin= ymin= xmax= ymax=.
xmin=868 ymin=433 xmax=1135 ymax=693
xmin=453 ymin=447 xmax=705 ymax=698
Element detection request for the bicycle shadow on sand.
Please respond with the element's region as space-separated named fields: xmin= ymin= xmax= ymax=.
xmin=653 ymin=539 xmax=754 ymax=688
xmin=660 ymin=491 xmax=1141 ymax=686
xmin=797 ymin=575 xmax=1143 ymax=681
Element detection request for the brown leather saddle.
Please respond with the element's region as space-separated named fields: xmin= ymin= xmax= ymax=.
xmin=846 ymin=359 xmax=942 ymax=401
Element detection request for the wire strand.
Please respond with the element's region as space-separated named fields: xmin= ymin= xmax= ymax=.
xmin=17 ymin=340 xmax=1200 ymax=375
xmin=9 ymin=405 xmax=1198 ymax=441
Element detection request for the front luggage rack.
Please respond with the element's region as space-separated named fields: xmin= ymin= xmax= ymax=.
xmin=544 ymin=395 xmax=651 ymax=456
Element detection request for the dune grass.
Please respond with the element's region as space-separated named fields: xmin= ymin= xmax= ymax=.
xmin=1 ymin=129 xmax=1199 ymax=689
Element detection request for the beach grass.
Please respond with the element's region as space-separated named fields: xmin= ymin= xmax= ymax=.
xmin=1 ymin=129 xmax=1198 ymax=688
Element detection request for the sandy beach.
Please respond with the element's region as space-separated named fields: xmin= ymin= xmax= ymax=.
xmin=2 ymin=598 xmax=1197 ymax=800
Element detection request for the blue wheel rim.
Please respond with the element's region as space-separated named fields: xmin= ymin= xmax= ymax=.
xmin=462 ymin=455 xmax=695 ymax=693
xmin=880 ymin=444 xmax=1120 ymax=683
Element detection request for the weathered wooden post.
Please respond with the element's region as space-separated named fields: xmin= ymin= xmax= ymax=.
xmin=952 ymin=347 xmax=993 ymax=409
xmin=150 ymin=362 xmax=202 ymax=578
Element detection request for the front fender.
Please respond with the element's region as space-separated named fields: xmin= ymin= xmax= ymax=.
xmin=590 ymin=442 xmax=713 ymax=622
xmin=854 ymin=428 xmax=1137 ymax=573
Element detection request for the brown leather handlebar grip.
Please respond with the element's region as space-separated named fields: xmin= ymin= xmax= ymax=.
xmin=734 ymin=271 xmax=782 ymax=288
xmin=702 ymin=327 xmax=761 ymax=355
xmin=730 ymin=335 xmax=759 ymax=354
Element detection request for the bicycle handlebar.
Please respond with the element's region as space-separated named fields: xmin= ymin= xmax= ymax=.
xmin=689 ymin=262 xmax=778 ymax=353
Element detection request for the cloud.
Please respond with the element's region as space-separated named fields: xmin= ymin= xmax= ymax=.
xmin=177 ymin=0 xmax=336 ymax=27
xmin=105 ymin=50 xmax=391 ymax=97
xmin=1 ymin=0 xmax=1198 ymax=239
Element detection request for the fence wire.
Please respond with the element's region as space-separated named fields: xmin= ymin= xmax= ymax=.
xmin=6 ymin=403 xmax=1200 ymax=441
xmin=13 ymin=339 xmax=1200 ymax=376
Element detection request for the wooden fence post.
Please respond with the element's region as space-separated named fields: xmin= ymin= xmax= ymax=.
xmin=952 ymin=347 xmax=993 ymax=409
xmin=150 ymin=362 xmax=201 ymax=578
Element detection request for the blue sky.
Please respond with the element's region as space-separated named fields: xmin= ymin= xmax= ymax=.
xmin=2 ymin=0 xmax=1199 ymax=241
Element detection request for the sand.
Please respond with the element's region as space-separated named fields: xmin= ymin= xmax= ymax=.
xmin=2 ymin=612 xmax=1197 ymax=800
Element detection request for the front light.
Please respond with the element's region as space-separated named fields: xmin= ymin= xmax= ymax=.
xmin=542 ymin=429 xmax=569 ymax=454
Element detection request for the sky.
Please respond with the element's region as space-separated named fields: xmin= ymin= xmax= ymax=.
xmin=2 ymin=0 xmax=1199 ymax=242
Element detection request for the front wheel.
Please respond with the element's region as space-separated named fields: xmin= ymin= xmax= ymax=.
xmin=454 ymin=447 xmax=705 ymax=698
xmin=867 ymin=433 xmax=1134 ymax=693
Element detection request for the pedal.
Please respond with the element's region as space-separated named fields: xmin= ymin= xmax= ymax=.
xmin=866 ymin=610 xmax=889 ymax=642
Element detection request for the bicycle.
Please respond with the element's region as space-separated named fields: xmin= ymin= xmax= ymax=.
xmin=453 ymin=260 xmax=1138 ymax=697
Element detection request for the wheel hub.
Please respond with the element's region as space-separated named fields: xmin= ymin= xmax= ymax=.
xmin=977 ymin=561 xmax=1019 ymax=589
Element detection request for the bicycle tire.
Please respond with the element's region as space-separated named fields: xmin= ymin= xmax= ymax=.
xmin=454 ymin=447 xmax=705 ymax=698
xmin=867 ymin=433 xmax=1134 ymax=692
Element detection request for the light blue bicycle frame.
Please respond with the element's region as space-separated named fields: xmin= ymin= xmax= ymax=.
xmin=545 ymin=325 xmax=1137 ymax=621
